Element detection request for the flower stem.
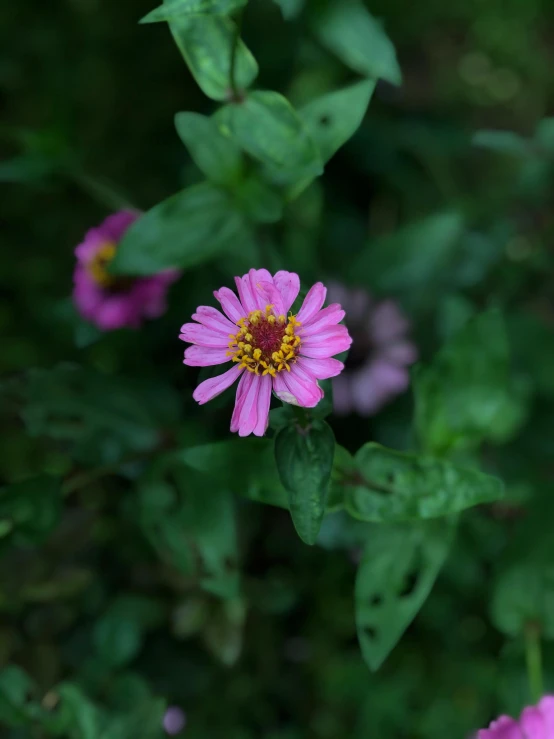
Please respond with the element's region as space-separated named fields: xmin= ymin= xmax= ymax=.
xmin=229 ymin=10 xmax=244 ymax=101
xmin=525 ymin=622 xmax=544 ymax=703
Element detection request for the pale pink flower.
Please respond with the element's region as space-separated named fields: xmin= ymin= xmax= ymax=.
xmin=72 ymin=210 xmax=179 ymax=331
xmin=478 ymin=696 xmax=554 ymax=738
xmin=179 ymin=269 xmax=352 ymax=437
xmin=327 ymin=282 xmax=417 ymax=416
xmin=163 ymin=706 xmax=186 ymax=735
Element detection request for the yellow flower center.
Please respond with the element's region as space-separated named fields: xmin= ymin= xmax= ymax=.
xmin=87 ymin=241 xmax=117 ymax=287
xmin=226 ymin=304 xmax=302 ymax=376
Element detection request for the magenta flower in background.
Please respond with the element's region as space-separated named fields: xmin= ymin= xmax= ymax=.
xmin=327 ymin=282 xmax=417 ymax=416
xmin=72 ymin=210 xmax=179 ymax=331
xmin=478 ymin=696 xmax=554 ymax=738
xmin=180 ymin=269 xmax=352 ymax=437
xmin=163 ymin=706 xmax=186 ymax=735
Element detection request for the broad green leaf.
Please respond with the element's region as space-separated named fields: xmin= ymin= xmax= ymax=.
xmin=0 ymin=475 xmax=61 ymax=545
xmin=492 ymin=561 xmax=554 ymax=640
xmin=0 ymin=666 xmax=37 ymax=726
xmin=311 ymin=0 xmax=401 ymax=85
xmin=234 ymin=175 xmax=284 ymax=223
xmin=141 ymin=0 xmax=247 ymax=23
xmin=274 ymin=420 xmax=336 ymax=544
xmin=48 ymin=684 xmax=103 ymax=739
xmin=472 ymin=130 xmax=532 ymax=157
xmin=93 ymin=602 xmax=143 ymax=668
xmin=299 ymin=81 xmax=375 ymax=163
xmin=535 ymin=117 xmax=554 ymax=154
xmin=349 ymin=211 xmax=464 ymax=292
xmin=217 ymin=91 xmax=323 ymax=186
xmin=111 ymin=183 xmax=250 ymax=275
xmin=272 ymin=0 xmax=305 ymax=19
xmin=174 ymin=111 xmax=242 ymax=186
xmin=345 ymin=443 xmax=503 ymax=523
xmin=355 ymin=521 xmax=454 ymax=670
xmin=414 ymin=309 xmax=528 ymax=454
xmin=168 ymin=14 xmax=258 ymax=101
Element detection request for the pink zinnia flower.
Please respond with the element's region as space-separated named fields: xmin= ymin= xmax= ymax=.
xmin=327 ymin=283 xmax=417 ymax=416
xmin=478 ymin=696 xmax=554 ymax=738
xmin=72 ymin=210 xmax=179 ymax=331
xmin=180 ymin=269 xmax=352 ymax=437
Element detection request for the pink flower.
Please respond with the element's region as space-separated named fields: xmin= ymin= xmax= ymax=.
xmin=478 ymin=696 xmax=554 ymax=738
xmin=180 ymin=269 xmax=352 ymax=437
xmin=327 ymin=282 xmax=417 ymax=416
xmin=72 ymin=210 xmax=179 ymax=331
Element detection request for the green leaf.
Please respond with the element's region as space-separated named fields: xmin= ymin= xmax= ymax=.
xmin=345 ymin=443 xmax=504 ymax=523
xmin=311 ymin=0 xmax=401 ymax=85
xmin=492 ymin=560 xmax=554 ymax=640
xmin=355 ymin=521 xmax=454 ymax=670
xmin=93 ymin=601 xmax=143 ymax=668
xmin=168 ymin=14 xmax=258 ymax=101
xmin=414 ymin=309 xmax=527 ymax=454
xmin=0 ymin=666 xmax=37 ymax=727
xmin=141 ymin=0 xmax=247 ymax=23
xmin=234 ymin=175 xmax=284 ymax=223
xmin=274 ymin=419 xmax=336 ymax=545
xmin=472 ymin=130 xmax=532 ymax=157
xmin=203 ymin=598 xmax=246 ymax=666
xmin=0 ymin=475 xmax=61 ymax=545
xmin=174 ymin=111 xmax=242 ymax=186
xmin=217 ymin=91 xmax=323 ymax=186
xmin=299 ymin=80 xmax=376 ymax=163
xmin=272 ymin=0 xmax=305 ymax=19
xmin=111 ymin=183 xmax=250 ymax=275
xmin=48 ymin=684 xmax=103 ymax=739
xmin=349 ymin=211 xmax=464 ymax=293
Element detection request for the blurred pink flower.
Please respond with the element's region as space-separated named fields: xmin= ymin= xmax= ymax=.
xmin=180 ymin=269 xmax=352 ymax=437
xmin=327 ymin=283 xmax=417 ymax=416
xmin=478 ymin=696 xmax=554 ymax=738
xmin=163 ymin=706 xmax=186 ymax=735
xmin=72 ymin=210 xmax=179 ymax=331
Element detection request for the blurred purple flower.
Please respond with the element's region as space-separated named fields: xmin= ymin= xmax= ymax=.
xmin=72 ymin=210 xmax=179 ymax=331
xmin=327 ymin=283 xmax=417 ymax=416
xmin=163 ymin=706 xmax=186 ymax=735
xmin=478 ymin=696 xmax=554 ymax=737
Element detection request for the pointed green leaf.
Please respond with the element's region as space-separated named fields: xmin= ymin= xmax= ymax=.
xmin=175 ymin=111 xmax=242 ymax=185
xmin=168 ymin=14 xmax=257 ymax=101
xmin=312 ymin=0 xmax=401 ymax=85
xmin=111 ymin=183 xmax=250 ymax=275
xmin=140 ymin=0 xmax=247 ymax=23
xmin=274 ymin=419 xmax=335 ymax=545
xmin=355 ymin=521 xmax=454 ymax=670
xmin=272 ymin=0 xmax=304 ymax=19
xmin=217 ymin=91 xmax=323 ymax=186
xmin=299 ymin=80 xmax=376 ymax=163
xmin=346 ymin=443 xmax=503 ymax=523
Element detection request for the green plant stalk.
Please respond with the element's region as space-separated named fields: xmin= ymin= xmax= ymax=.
xmin=525 ymin=622 xmax=544 ymax=703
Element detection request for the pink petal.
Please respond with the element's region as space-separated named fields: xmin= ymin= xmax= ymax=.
xmin=301 ymin=304 xmax=345 ymax=336
xmin=297 ymin=357 xmax=344 ymax=379
xmin=179 ymin=324 xmax=230 ymax=348
xmin=249 ymin=268 xmax=273 ymax=310
xmin=274 ymin=271 xmax=300 ymax=313
xmin=193 ymin=365 xmax=243 ymax=405
xmin=230 ymin=371 xmax=250 ymax=433
xmin=252 ymin=374 xmax=272 ymax=437
xmin=235 ymin=274 xmax=258 ymax=314
xmin=192 ymin=306 xmax=237 ymax=335
xmin=538 ymin=697 xmax=554 ymax=733
xmin=477 ymin=716 xmax=523 ymax=739
xmin=370 ymin=300 xmax=410 ymax=344
xmin=214 ymin=287 xmax=245 ymax=323
xmin=300 ymin=329 xmax=352 ymax=359
xmin=379 ymin=340 xmax=418 ymax=366
xmin=233 ymin=371 xmax=260 ymax=437
xmin=184 ymin=346 xmax=229 ymax=367
xmin=273 ymin=368 xmax=322 ymax=408
xmin=256 ymin=280 xmax=285 ymax=316
xmin=296 ymin=282 xmax=327 ymax=324
xmin=520 ymin=707 xmax=547 ymax=739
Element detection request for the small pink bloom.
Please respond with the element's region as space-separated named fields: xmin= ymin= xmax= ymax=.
xmin=180 ymin=269 xmax=352 ymax=437
xmin=478 ymin=696 xmax=554 ymax=738
xmin=72 ymin=210 xmax=179 ymax=331
xmin=163 ymin=706 xmax=186 ymax=735
xmin=327 ymin=282 xmax=417 ymax=416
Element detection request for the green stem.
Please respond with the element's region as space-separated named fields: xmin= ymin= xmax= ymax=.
xmin=525 ymin=622 xmax=544 ymax=703
xmin=229 ymin=10 xmax=244 ymax=101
